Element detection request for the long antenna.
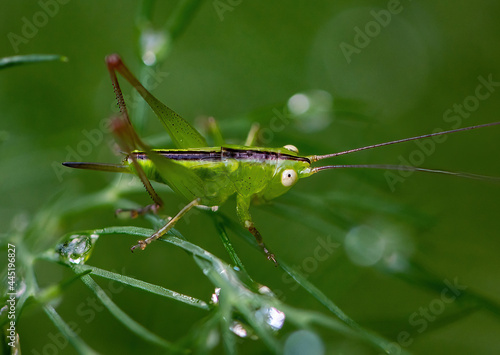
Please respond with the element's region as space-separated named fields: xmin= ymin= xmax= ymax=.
xmin=309 ymin=122 xmax=500 ymax=162
xmin=312 ymin=164 xmax=500 ymax=182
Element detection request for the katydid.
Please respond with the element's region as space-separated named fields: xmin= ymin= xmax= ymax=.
xmin=63 ymin=54 xmax=500 ymax=265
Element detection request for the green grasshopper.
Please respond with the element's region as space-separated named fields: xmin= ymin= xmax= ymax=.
xmin=63 ymin=54 xmax=500 ymax=265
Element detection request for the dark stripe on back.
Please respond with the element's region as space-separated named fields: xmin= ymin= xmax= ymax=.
xmin=133 ymin=150 xmax=219 ymax=161
xmin=132 ymin=148 xmax=310 ymax=163
xmin=222 ymin=147 xmax=310 ymax=163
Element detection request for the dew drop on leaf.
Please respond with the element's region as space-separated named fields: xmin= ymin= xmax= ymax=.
xmin=56 ymin=234 xmax=99 ymax=264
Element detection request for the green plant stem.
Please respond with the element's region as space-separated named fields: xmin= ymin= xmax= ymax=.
xmin=77 ymin=272 xmax=178 ymax=351
xmin=75 ymin=264 xmax=210 ymax=310
xmin=0 ymin=54 xmax=67 ymax=70
xmin=212 ymin=216 xmax=251 ymax=278
xmin=164 ymin=0 xmax=204 ymax=42
xmin=43 ymin=305 xmax=98 ymax=354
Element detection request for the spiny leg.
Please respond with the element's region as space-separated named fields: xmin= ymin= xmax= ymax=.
xmin=247 ymin=223 xmax=277 ymax=266
xmin=106 ymin=56 xmax=164 ymax=216
xmin=111 ymin=119 xmax=164 ymax=218
xmin=105 ymin=54 xmax=207 ymax=150
xmin=236 ymin=195 xmax=277 ymax=265
xmin=131 ymin=198 xmax=201 ymax=251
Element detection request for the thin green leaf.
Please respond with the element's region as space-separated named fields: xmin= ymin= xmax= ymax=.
xmin=0 ymin=54 xmax=67 ymax=70
xmin=219 ymin=306 xmax=237 ymax=355
xmin=259 ymin=200 xmax=346 ymax=239
xmin=36 ymin=270 xmax=92 ymax=305
xmin=278 ymin=260 xmax=404 ymax=354
xmin=212 ymin=217 xmax=250 ymax=278
xmin=192 ymin=256 xmax=282 ymax=354
xmin=234 ymin=306 xmax=281 ymax=353
xmin=75 ymin=264 xmax=209 ymax=310
xmin=87 ymin=224 xmax=389 ymax=352
xmin=278 ymin=304 xmax=354 ymax=336
xmin=77 ymin=273 xmax=176 ymax=351
xmin=95 ymin=226 xmax=154 ymax=237
xmin=164 ymin=0 xmax=203 ymax=42
xmin=91 ymin=225 xmax=220 ymax=264
xmin=43 ymin=304 xmax=98 ymax=355
xmin=136 ymin=0 xmax=155 ymax=28
xmin=384 ymin=260 xmax=500 ymax=319
xmin=221 ymin=216 xmax=403 ymax=354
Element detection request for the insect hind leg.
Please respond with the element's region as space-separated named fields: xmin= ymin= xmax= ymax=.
xmin=131 ymin=198 xmax=201 ymax=251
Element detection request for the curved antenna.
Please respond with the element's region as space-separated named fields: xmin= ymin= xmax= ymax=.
xmin=312 ymin=164 xmax=500 ymax=182
xmin=309 ymin=122 xmax=500 ymax=162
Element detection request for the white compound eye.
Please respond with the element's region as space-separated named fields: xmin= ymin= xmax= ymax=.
xmin=283 ymin=144 xmax=299 ymax=153
xmin=281 ymin=169 xmax=298 ymax=187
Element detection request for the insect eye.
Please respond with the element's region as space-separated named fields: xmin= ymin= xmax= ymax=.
xmin=281 ymin=169 xmax=298 ymax=187
xmin=283 ymin=144 xmax=299 ymax=153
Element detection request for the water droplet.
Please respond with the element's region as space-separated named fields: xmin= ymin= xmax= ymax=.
xmin=345 ymin=222 xmax=414 ymax=268
xmin=266 ymin=307 xmax=286 ymax=330
xmin=205 ymin=329 xmax=220 ymax=348
xmin=258 ymin=285 xmax=273 ymax=296
xmin=140 ymin=30 xmax=168 ymax=66
xmin=287 ymin=90 xmax=333 ymax=132
xmin=56 ymin=234 xmax=98 ymax=264
xmin=284 ymin=330 xmax=324 ymax=355
xmin=384 ymin=252 xmax=410 ymax=272
xmin=210 ymin=287 xmax=221 ymax=304
xmin=230 ymin=321 xmax=248 ymax=338
xmin=255 ymin=306 xmax=285 ymax=331
xmin=0 ymin=305 xmax=8 ymax=316
xmin=142 ymin=51 xmax=157 ymax=66
xmin=229 ymin=320 xmax=258 ymax=340
xmin=288 ymin=93 xmax=311 ymax=115
xmin=15 ymin=280 xmax=26 ymax=298
xmin=345 ymin=226 xmax=385 ymax=266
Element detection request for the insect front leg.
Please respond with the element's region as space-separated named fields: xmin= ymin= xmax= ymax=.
xmin=131 ymin=198 xmax=201 ymax=251
xmin=236 ymin=194 xmax=277 ymax=266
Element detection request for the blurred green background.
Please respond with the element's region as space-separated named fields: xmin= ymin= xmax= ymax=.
xmin=1 ymin=1 xmax=500 ymax=354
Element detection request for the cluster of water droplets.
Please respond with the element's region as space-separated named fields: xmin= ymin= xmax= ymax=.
xmin=210 ymin=284 xmax=285 ymax=340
